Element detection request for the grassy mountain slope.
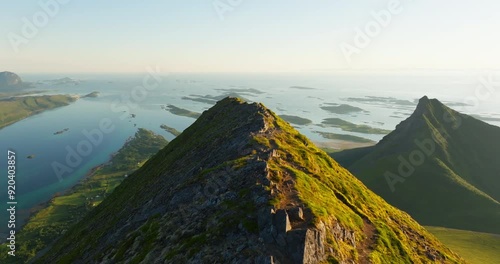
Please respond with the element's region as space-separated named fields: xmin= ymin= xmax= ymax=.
xmin=38 ymin=97 xmax=464 ymax=263
xmin=0 ymin=129 xmax=168 ymax=263
xmin=426 ymin=226 xmax=500 ymax=264
xmin=333 ymin=96 xmax=500 ymax=234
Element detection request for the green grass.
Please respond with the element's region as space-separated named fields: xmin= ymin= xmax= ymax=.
xmin=321 ymin=117 xmax=391 ymax=134
xmin=426 ymin=226 xmax=500 ymax=264
xmin=0 ymin=94 xmax=76 ymax=129
xmin=0 ymin=128 xmax=168 ymax=263
xmin=82 ymin=91 xmax=99 ymax=98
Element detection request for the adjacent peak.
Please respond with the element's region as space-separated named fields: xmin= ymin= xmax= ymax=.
xmin=416 ymin=95 xmax=431 ymax=109
xmin=419 ymin=95 xmax=430 ymax=103
xmin=414 ymin=96 xmax=448 ymax=115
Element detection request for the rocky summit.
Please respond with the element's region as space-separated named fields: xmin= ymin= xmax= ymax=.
xmin=37 ymin=97 xmax=464 ymax=263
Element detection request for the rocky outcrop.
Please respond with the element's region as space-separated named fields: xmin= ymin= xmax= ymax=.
xmin=332 ymin=222 xmax=356 ymax=247
xmin=258 ymin=207 xmax=326 ymax=263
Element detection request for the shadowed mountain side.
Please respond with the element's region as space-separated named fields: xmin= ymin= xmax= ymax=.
xmin=333 ymin=96 xmax=500 ymax=234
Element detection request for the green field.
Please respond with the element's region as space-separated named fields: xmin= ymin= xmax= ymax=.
xmin=0 ymin=94 xmax=76 ymax=129
xmin=426 ymin=226 xmax=500 ymax=264
xmin=0 ymin=128 xmax=168 ymax=263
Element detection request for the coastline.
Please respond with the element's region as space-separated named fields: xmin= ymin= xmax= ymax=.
xmin=0 ymin=94 xmax=77 ymax=130
xmin=0 ymin=128 xmax=168 ymax=262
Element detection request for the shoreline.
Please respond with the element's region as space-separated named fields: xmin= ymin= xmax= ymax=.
xmin=0 ymin=94 xmax=77 ymax=130
xmin=20 ymin=162 xmax=108 ymax=230
xmin=21 ymin=134 xmax=135 ymax=225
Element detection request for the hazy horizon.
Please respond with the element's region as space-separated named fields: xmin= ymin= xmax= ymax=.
xmin=2 ymin=0 xmax=500 ymax=73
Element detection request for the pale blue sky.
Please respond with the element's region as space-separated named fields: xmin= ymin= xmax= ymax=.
xmin=1 ymin=0 xmax=499 ymax=73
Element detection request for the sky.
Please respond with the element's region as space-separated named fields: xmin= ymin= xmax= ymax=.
xmin=1 ymin=0 xmax=499 ymax=73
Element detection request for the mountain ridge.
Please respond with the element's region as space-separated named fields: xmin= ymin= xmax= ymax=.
xmin=37 ymin=97 xmax=464 ymax=263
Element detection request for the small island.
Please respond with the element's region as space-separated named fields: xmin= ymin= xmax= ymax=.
xmin=279 ymin=114 xmax=312 ymax=126
xmin=320 ymin=118 xmax=391 ymax=135
xmin=290 ymin=86 xmax=318 ymax=90
xmin=345 ymin=96 xmax=415 ymax=108
xmin=320 ymin=104 xmax=367 ymax=115
xmin=160 ymin=124 xmax=182 ymax=137
xmin=53 ymin=128 xmax=69 ymax=135
xmin=40 ymin=77 xmax=81 ymax=86
xmin=83 ymin=91 xmax=99 ymax=98
xmin=165 ymin=105 xmax=201 ymax=119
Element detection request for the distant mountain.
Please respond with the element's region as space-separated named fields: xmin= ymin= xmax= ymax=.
xmin=333 ymin=96 xmax=500 ymax=234
xmin=38 ymin=77 xmax=81 ymax=86
xmin=37 ymin=98 xmax=463 ymax=263
xmin=0 ymin=71 xmax=23 ymax=89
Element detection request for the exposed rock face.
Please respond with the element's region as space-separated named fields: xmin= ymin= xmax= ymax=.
xmin=258 ymin=207 xmax=324 ymax=263
xmin=37 ymin=97 xmax=465 ymax=263
xmin=0 ymin=71 xmax=23 ymax=88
